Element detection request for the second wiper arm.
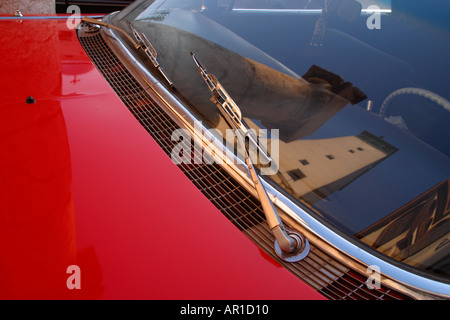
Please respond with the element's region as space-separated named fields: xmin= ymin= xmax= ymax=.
xmin=129 ymin=23 xmax=173 ymax=87
xmin=191 ymin=53 xmax=309 ymax=262
xmin=81 ymin=17 xmax=173 ymax=87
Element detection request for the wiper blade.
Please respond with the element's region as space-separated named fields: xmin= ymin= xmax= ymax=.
xmin=191 ymin=53 xmax=309 ymax=262
xmin=191 ymin=53 xmax=271 ymax=165
xmin=81 ymin=17 xmax=173 ymax=87
xmin=129 ymin=23 xmax=173 ymax=87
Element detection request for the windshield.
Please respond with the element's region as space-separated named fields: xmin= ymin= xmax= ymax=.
xmin=111 ymin=0 xmax=450 ymax=281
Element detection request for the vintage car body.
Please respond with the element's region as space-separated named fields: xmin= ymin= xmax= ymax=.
xmin=1 ymin=0 xmax=449 ymax=301
xmin=0 ymin=16 xmax=324 ymax=300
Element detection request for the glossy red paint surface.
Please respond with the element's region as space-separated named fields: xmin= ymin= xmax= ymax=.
xmin=0 ymin=17 xmax=325 ymax=300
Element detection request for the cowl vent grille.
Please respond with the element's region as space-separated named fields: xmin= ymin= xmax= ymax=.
xmin=77 ymin=28 xmax=411 ymax=300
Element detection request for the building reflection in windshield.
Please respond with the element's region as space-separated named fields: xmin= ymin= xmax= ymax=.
xmin=357 ymin=178 xmax=450 ymax=279
xmin=266 ymin=130 xmax=398 ymax=205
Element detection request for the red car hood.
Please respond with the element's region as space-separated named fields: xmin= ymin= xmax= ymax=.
xmin=0 ymin=17 xmax=324 ymax=300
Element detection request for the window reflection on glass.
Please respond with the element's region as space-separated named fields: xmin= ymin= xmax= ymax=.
xmin=230 ymin=0 xmax=391 ymax=10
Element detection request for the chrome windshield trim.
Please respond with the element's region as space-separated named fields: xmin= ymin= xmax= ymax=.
xmin=94 ymin=14 xmax=450 ymax=299
xmin=0 ymin=15 xmax=104 ymax=21
xmin=262 ymin=182 xmax=450 ymax=299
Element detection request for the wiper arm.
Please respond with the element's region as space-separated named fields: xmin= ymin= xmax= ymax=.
xmin=82 ymin=17 xmax=139 ymax=47
xmin=129 ymin=23 xmax=173 ymax=87
xmin=191 ymin=53 xmax=309 ymax=262
xmin=81 ymin=17 xmax=173 ymax=87
xmin=191 ymin=53 xmax=271 ymax=165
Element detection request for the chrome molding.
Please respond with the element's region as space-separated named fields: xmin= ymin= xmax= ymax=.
xmin=0 ymin=15 xmax=104 ymax=21
xmin=80 ymin=14 xmax=450 ymax=299
xmin=13 ymin=10 xmax=23 ymax=17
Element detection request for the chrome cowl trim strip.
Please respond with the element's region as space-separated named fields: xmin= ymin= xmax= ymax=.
xmin=78 ymin=14 xmax=450 ymax=299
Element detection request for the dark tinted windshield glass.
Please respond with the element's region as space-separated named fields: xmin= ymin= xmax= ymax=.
xmin=112 ymin=0 xmax=450 ymax=281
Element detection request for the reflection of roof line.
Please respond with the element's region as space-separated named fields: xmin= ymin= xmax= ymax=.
xmin=356 ymin=131 xmax=398 ymax=156
xmin=231 ymin=9 xmax=391 ymax=14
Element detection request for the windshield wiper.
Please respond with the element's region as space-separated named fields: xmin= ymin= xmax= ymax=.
xmin=129 ymin=23 xmax=173 ymax=87
xmin=81 ymin=17 xmax=173 ymax=87
xmin=191 ymin=53 xmax=271 ymax=165
xmin=191 ymin=53 xmax=310 ymax=262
